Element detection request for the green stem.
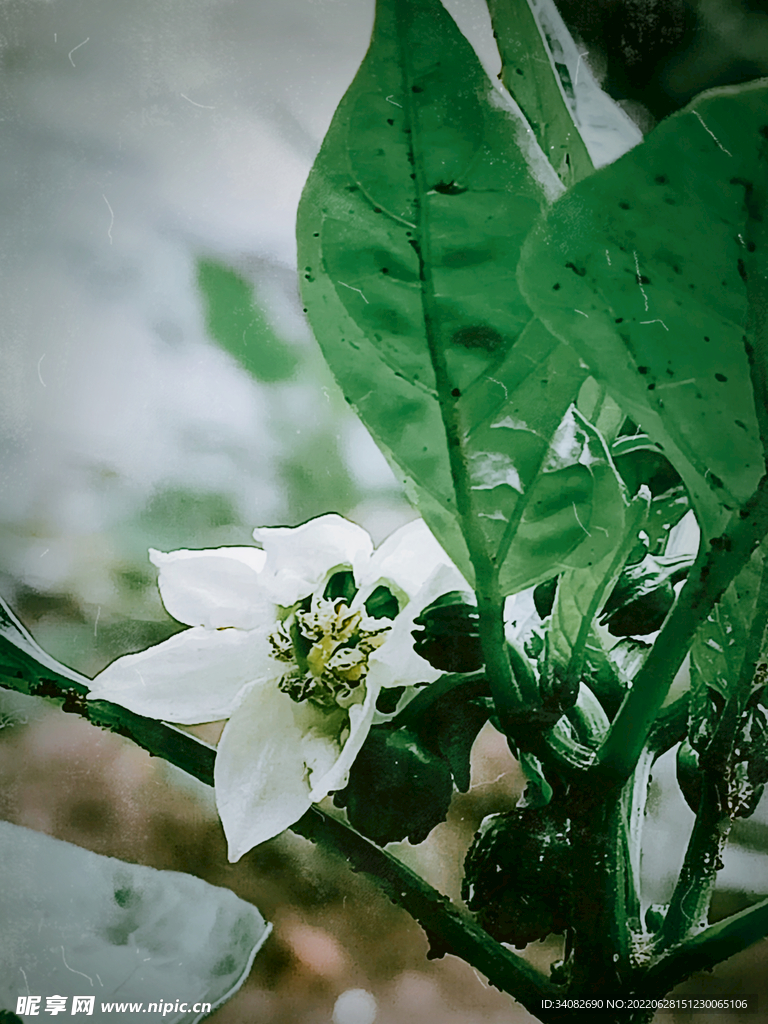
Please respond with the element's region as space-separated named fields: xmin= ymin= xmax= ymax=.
xmin=646 ymin=895 xmax=768 ymax=997
xmin=659 ymin=774 xmax=731 ymax=949
xmin=593 ymin=474 xmax=768 ymax=788
xmin=569 ymin=786 xmax=634 ymax=993
xmin=292 ymin=808 xmax=557 ymax=1011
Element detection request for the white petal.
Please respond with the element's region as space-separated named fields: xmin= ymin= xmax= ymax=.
xmin=358 ymin=519 xmax=467 ymax=604
xmin=149 ymin=547 xmax=269 ymax=630
xmin=367 ymin=562 xmax=469 ymax=689
xmin=214 ymin=679 xmax=379 ymax=860
xmin=87 ymin=626 xmax=278 ymax=724
xmin=253 ymin=514 xmax=373 ymax=607
xmin=214 ymin=682 xmax=337 ymax=859
xmin=307 ymin=681 xmax=379 ymax=801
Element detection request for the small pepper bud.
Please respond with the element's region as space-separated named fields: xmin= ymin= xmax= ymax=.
xmin=412 ymin=591 xmax=483 ymax=673
xmin=463 ymin=805 xmax=571 ymax=947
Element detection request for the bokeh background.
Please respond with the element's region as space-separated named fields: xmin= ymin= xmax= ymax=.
xmin=1 ymin=0 xmax=768 ymax=1020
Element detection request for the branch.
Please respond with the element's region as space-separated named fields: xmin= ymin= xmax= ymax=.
xmin=646 ymin=896 xmax=768 ymax=997
xmin=659 ymin=775 xmax=731 ymax=949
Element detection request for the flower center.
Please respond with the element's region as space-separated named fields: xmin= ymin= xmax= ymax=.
xmin=269 ymin=596 xmax=391 ymax=711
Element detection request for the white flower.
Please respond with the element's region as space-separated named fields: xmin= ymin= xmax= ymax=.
xmin=87 ymin=515 xmax=467 ymax=860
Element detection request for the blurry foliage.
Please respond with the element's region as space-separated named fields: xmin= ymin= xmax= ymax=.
xmin=197 ymin=259 xmax=298 ymax=384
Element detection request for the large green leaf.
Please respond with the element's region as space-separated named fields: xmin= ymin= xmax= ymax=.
xmin=519 ymin=80 xmax=768 ymax=536
xmin=298 ymin=0 xmax=625 ymax=595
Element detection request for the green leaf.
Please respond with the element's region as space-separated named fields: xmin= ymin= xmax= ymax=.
xmin=297 ymin=0 xmax=626 ymax=596
xmin=611 ymin=433 xmax=690 ymax=552
xmin=197 ymin=258 xmax=297 ymax=383
xmin=0 ymin=821 xmax=270 ymax=1022
xmin=519 ymin=80 xmax=768 ymax=536
xmin=335 ymin=725 xmax=454 ymax=845
xmin=548 ymin=489 xmax=649 ymax=690
xmin=601 ymin=549 xmax=695 ymax=637
xmin=487 ymin=0 xmax=641 ymax=186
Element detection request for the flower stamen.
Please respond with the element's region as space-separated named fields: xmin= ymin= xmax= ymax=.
xmin=270 ymin=596 xmax=391 ymax=710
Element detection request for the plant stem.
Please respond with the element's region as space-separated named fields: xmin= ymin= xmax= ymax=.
xmin=293 ymin=807 xmax=557 ymax=1011
xmin=646 ymin=895 xmax=768 ymax=997
xmin=593 ymin=474 xmax=768 ymax=788
xmin=569 ymin=786 xmax=634 ymax=994
xmin=659 ymin=774 xmax=731 ymax=949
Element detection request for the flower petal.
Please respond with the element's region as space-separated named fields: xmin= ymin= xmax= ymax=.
xmin=357 ymin=519 xmax=467 ymax=604
xmin=87 ymin=626 xmax=278 ymax=724
xmin=214 ymin=682 xmax=337 ymax=859
xmin=307 ymin=681 xmax=379 ymax=802
xmin=367 ymin=562 xmax=469 ymax=689
xmin=253 ymin=514 xmax=373 ymax=607
xmin=149 ymin=547 xmax=269 ymax=630
xmin=214 ymin=680 xmax=379 ymax=860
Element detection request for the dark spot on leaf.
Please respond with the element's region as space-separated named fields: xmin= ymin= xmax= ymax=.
xmin=387 ymin=118 xmax=394 ymax=126
xmin=346 ymin=185 xmax=359 ymax=193
xmin=565 ymin=261 xmax=586 ymax=276
xmin=747 ymin=240 xmax=756 ymax=252
xmin=515 ymin=67 xmax=524 ymax=76
xmin=619 ymin=201 xmax=630 ymax=210
xmin=715 ymin=373 xmax=728 ymax=382
xmin=737 ymin=258 xmax=748 ymax=282
xmin=673 ymin=265 xmax=682 ymax=274
xmin=433 ymin=181 xmax=468 ymax=195
xmin=553 ymin=283 xmax=561 ymax=290
xmin=382 ymin=267 xmax=389 ymax=274
xmin=312 ymin=232 xmax=319 ymax=238
xmin=638 ymin=366 xmax=649 ymax=374
xmin=709 ymin=473 xmax=724 ymax=488
xmin=412 ymin=85 xmax=423 ymax=93
xmin=664 ymin=197 xmax=677 ymax=205
xmin=373 ymin=207 xmax=382 ymax=214
xmin=654 ymin=174 xmax=668 ymax=184
xmin=638 ymin=274 xmax=651 ymax=285
xmin=451 ymin=388 xmax=461 ymax=397
xmin=647 ymin=383 xmax=656 ymax=390
xmin=761 ymin=125 xmax=768 ymax=140
xmin=451 ymin=325 xmax=504 ymax=352
xmin=615 ymin=317 xmax=624 ymax=323
xmin=704 ymin=336 xmax=710 ymax=342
